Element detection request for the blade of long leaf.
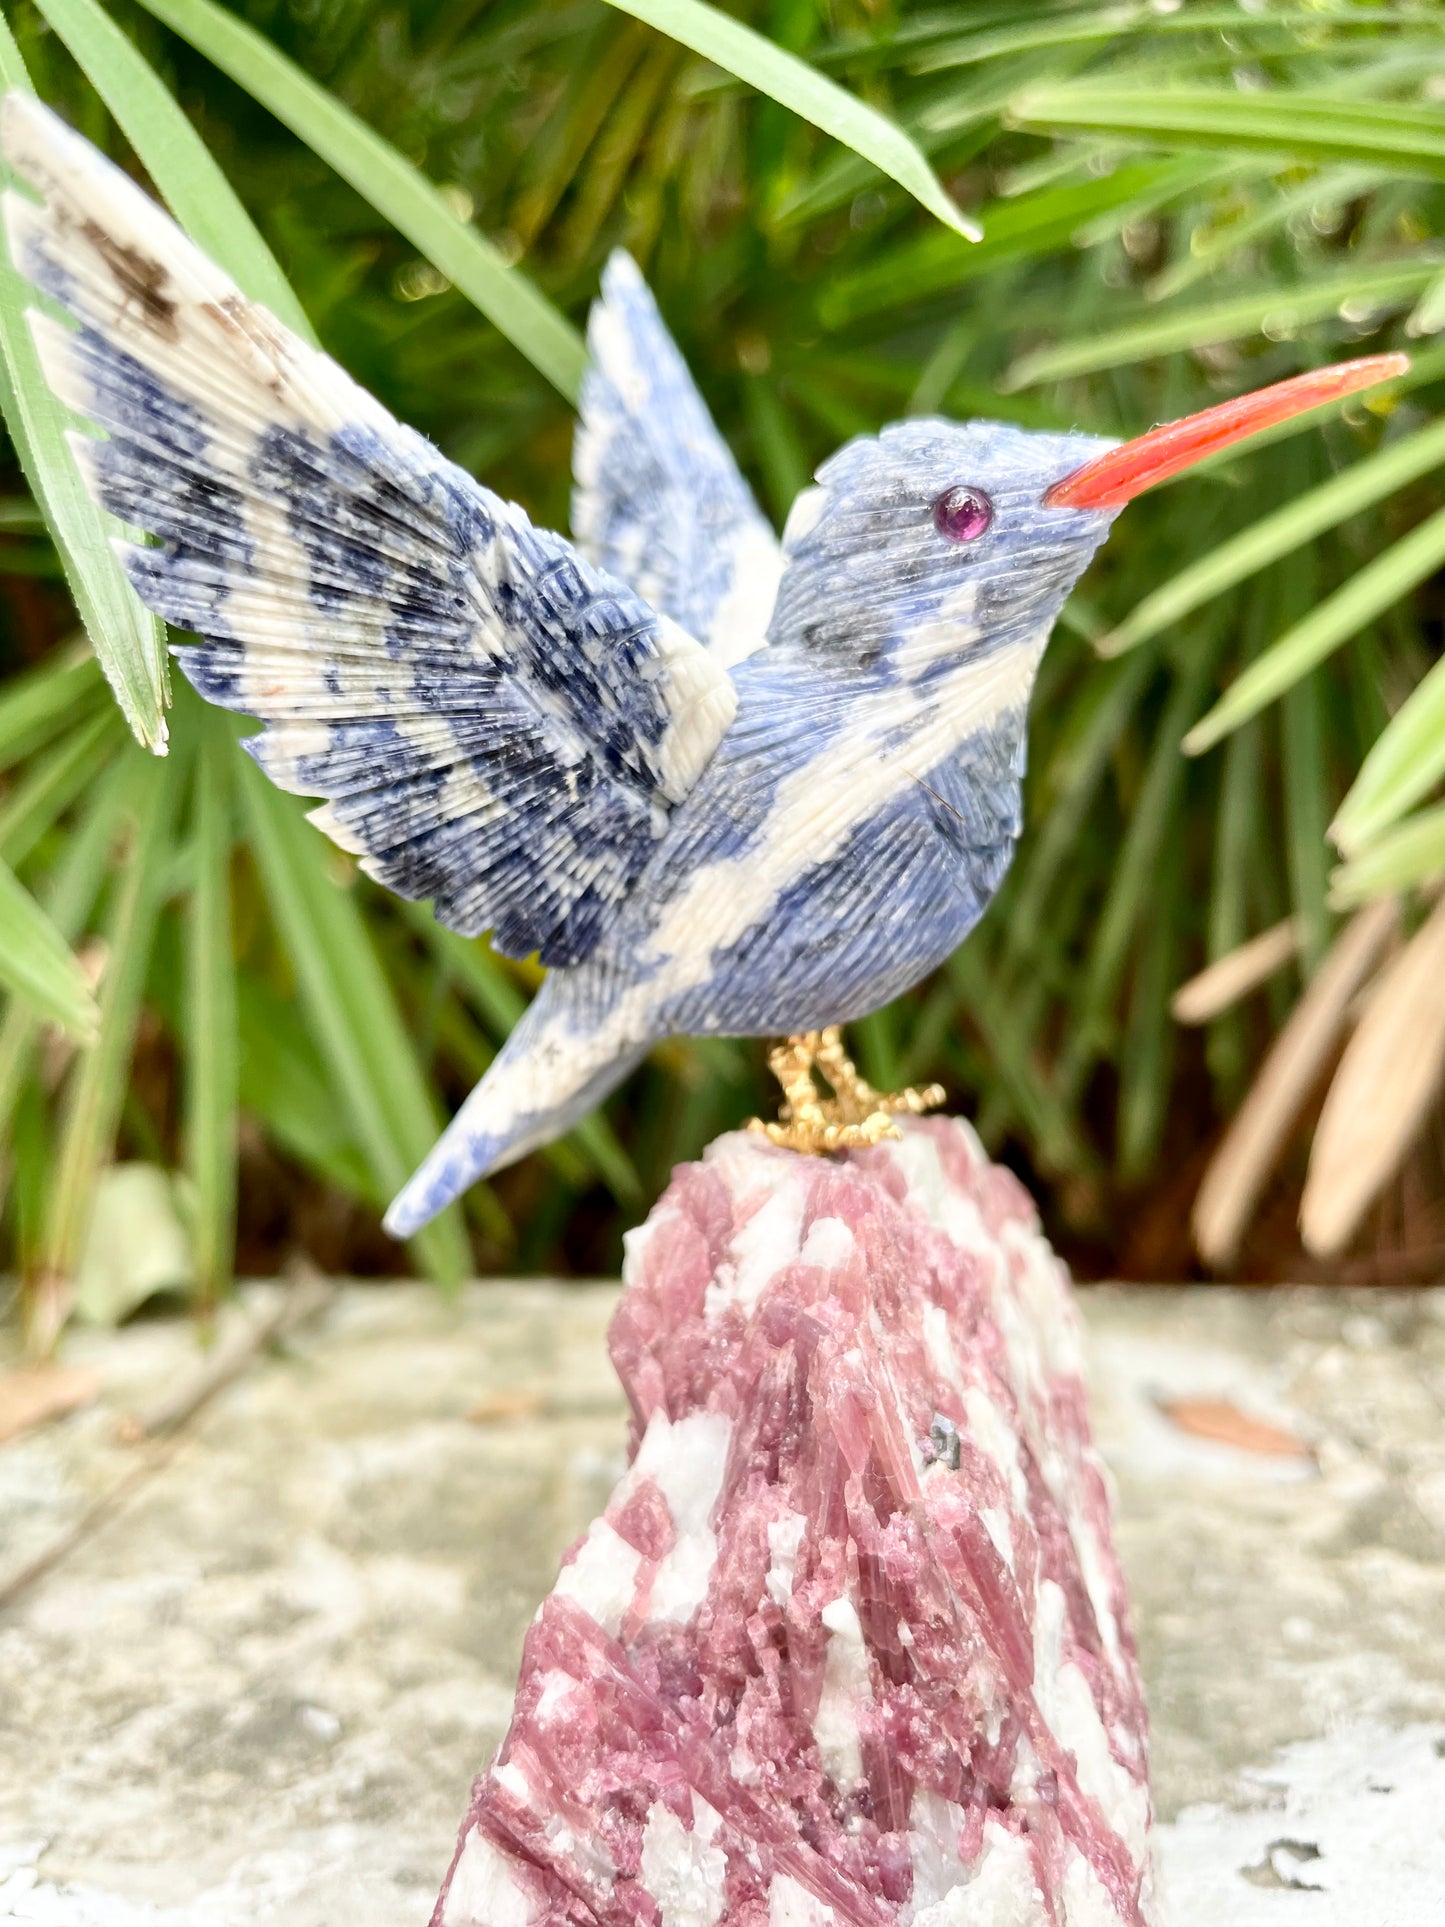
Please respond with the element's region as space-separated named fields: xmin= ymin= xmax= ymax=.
xmin=30 ymin=0 xmax=311 ymax=337
xmin=1300 ymin=893 xmax=1445 ymax=1256
xmin=1004 ymin=646 xmax=1157 ymax=967
xmin=1329 ymin=803 xmax=1445 ymax=906
xmin=0 ymin=702 xmax=121 ymax=867
xmin=1186 ymin=503 xmax=1445 ymax=755
xmin=1202 ymin=719 xmax=1264 ymax=1096
xmin=1281 ymin=663 xmax=1330 ymax=973
xmin=1332 ymin=631 xmax=1445 ymax=855
xmin=1407 ymin=268 xmax=1445 ymax=338
xmin=135 ymin=0 xmax=586 ymax=400
xmin=773 ymin=56 xmax=1026 ymax=232
xmin=1191 ymin=896 xmax=1398 ymax=1267
xmin=0 ymin=649 xmax=101 ymax=768
xmin=184 ymin=725 xmax=236 ymax=1309
xmin=948 ymin=944 xmax=1092 ymax=1175
xmin=1118 ymin=811 xmax=1180 ymax=1179
xmin=0 ymin=16 xmax=168 ymax=751
xmin=510 ymin=21 xmax=651 ymax=247
xmin=1148 ymin=168 xmax=1382 ymax=304
xmin=599 ymin=0 xmax=979 ymax=240
xmin=1173 ymin=918 xmax=1302 ymax=1025
xmin=1009 ymin=83 xmax=1445 ymax=181
xmin=0 ymin=853 xmax=97 ymax=1037
xmin=0 ymin=752 xmax=135 ymax=1152
xmin=1003 ymin=256 xmax=1437 ymax=388
xmin=235 ymin=973 xmax=378 ymax=1202
xmin=40 ymin=751 xmax=175 ymax=1289
xmin=239 ymin=759 xmax=470 ymax=1285
xmin=1100 ymin=415 xmax=1445 ymax=657
xmin=743 ymin=375 xmax=810 ymax=524
xmin=1063 ymin=637 xmax=1221 ymax=1091
xmin=820 ymin=157 xmax=1210 ymax=328
xmin=911 ymin=6 xmax=1418 ymax=77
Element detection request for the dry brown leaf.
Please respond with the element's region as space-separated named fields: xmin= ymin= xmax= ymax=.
xmin=1193 ymin=896 xmax=1399 ymax=1267
xmin=1172 ymin=917 xmax=1302 ymax=1025
xmin=0 ymin=1363 xmax=102 ymax=1445
xmin=1157 ymin=1396 xmax=1311 ymax=1458
xmin=1301 ymin=893 xmax=1445 ymax=1257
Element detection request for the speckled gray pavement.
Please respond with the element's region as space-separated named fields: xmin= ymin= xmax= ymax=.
xmin=2 ymin=1280 xmax=1444 ymax=1924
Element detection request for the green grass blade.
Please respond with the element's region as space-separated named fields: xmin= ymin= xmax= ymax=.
xmin=1331 ymin=631 xmax=1445 ymax=855
xmin=1329 ymin=802 xmax=1445 ymax=906
xmin=742 ymin=376 xmax=810 ymax=524
xmin=239 ymin=758 xmax=470 ymax=1285
xmin=0 ymin=752 xmax=134 ymax=1151
xmin=184 ymin=725 xmax=236 ymax=1309
xmin=0 ymin=701 xmax=121 ymax=866
xmin=1063 ymin=638 xmax=1222 ymax=1093
xmin=135 ymin=0 xmax=586 ymax=400
xmin=30 ymin=0 xmax=311 ymax=337
xmin=1407 ymin=267 xmax=1445 ymax=339
xmin=0 ymin=852 xmax=97 ymax=1037
xmin=1186 ymin=503 xmax=1445 ymax=755
xmin=772 ymin=59 xmax=1021 ymax=232
xmin=1009 ymin=83 xmax=1445 ymax=181
xmin=913 ymin=5 xmax=1420 ymax=76
xmin=947 ymin=944 xmax=1092 ymax=1175
xmin=235 ymin=972 xmax=379 ymax=1203
xmin=1148 ymin=167 xmax=1382 ymax=304
xmin=1281 ymin=662 xmax=1330 ymax=973
xmin=820 ymin=157 xmax=1210 ymax=327
xmin=1204 ymin=720 xmax=1264 ymax=1099
xmin=0 ymin=18 xmax=168 ymax=752
xmin=1004 ymin=645 xmax=1156 ymax=966
xmin=599 ymin=0 xmax=979 ymax=240
xmin=40 ymin=750 xmax=175 ymax=1284
xmin=1102 ymin=415 xmax=1445 ymax=658
xmin=1003 ymin=256 xmax=1438 ymax=388
xmin=0 ymin=650 xmax=101 ymax=767
xmin=1118 ymin=817 xmax=1179 ymax=1181
xmin=399 ymin=903 xmax=528 ymax=1040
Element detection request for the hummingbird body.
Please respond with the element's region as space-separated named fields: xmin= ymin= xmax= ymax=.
xmin=395 ymin=416 xmax=1113 ymax=1229
xmin=1 ymin=94 xmax=1402 ymax=1239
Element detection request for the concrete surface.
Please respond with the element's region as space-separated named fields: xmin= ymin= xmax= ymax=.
xmin=2 ymin=1279 xmax=1444 ymax=1924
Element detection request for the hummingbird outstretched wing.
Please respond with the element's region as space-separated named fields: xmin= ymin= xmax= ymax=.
xmin=572 ymin=251 xmax=782 ymax=668
xmin=0 ymin=96 xmax=737 ymax=967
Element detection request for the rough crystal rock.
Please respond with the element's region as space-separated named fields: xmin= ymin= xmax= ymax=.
xmin=435 ymin=1120 xmax=1158 ymax=1927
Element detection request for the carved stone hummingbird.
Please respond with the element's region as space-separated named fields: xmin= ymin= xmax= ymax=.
xmin=0 ymin=94 xmax=1404 ymax=1237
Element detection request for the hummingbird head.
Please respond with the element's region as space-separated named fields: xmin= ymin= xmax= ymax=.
xmin=770 ymin=356 xmax=1406 ymax=686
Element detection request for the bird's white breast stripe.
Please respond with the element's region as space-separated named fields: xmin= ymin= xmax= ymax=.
xmin=427 ymin=637 xmax=1046 ymax=1155
xmin=641 ymin=636 xmax=1046 ymax=984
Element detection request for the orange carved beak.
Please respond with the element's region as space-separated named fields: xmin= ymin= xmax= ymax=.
xmin=1043 ymin=353 xmax=1410 ymax=512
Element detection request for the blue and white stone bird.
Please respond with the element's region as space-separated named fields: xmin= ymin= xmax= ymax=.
xmin=0 ymin=95 xmax=1404 ymax=1237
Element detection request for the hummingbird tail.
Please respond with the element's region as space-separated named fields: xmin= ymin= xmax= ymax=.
xmin=383 ymin=987 xmax=648 ymax=1240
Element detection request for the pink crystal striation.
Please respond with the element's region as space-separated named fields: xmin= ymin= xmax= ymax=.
xmin=436 ymin=1120 xmax=1158 ymax=1927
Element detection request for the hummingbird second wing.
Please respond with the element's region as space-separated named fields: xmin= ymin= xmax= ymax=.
xmin=0 ymin=95 xmax=737 ymax=967
xmin=572 ymin=251 xmax=782 ymax=668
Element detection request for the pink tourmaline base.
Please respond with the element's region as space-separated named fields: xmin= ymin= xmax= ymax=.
xmin=434 ymin=1119 xmax=1159 ymax=1927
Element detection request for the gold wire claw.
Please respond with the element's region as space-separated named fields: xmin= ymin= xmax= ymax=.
xmin=747 ymin=1025 xmax=945 ymax=1155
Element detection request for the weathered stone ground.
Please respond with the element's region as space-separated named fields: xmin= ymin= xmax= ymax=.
xmin=2 ymin=1279 xmax=1444 ymax=1924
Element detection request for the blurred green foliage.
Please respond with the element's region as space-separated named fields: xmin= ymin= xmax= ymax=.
xmin=1 ymin=0 xmax=1443 ymax=1321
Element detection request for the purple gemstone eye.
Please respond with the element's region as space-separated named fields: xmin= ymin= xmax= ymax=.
xmin=933 ymin=485 xmax=993 ymax=543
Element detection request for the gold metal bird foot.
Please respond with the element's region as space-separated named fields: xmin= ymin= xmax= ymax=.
xmin=748 ymin=1025 xmax=945 ymax=1155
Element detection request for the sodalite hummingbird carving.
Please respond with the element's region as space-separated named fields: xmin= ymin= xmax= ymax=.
xmin=0 ymin=95 xmax=1405 ymax=1237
